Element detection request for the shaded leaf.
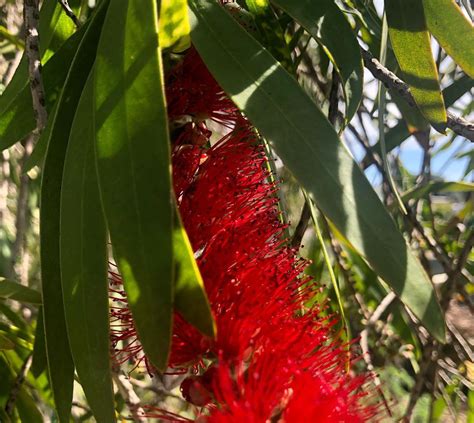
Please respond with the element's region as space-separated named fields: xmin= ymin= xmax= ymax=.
xmin=423 ymin=0 xmax=474 ymax=78
xmin=272 ymin=0 xmax=363 ymax=121
xmin=0 ymin=0 xmax=79 ymax=116
xmin=31 ymin=308 xmax=47 ymax=378
xmin=386 ymin=0 xmax=447 ymax=130
xmin=403 ymin=181 xmax=474 ymax=201
xmin=40 ymin=3 xmax=110 ymax=421
xmin=0 ymin=278 xmax=42 ymax=305
xmin=94 ymin=0 xmax=173 ymax=370
xmin=0 ymin=333 xmax=14 ymax=350
xmin=189 ymin=0 xmax=445 ymax=342
xmin=0 ymin=23 xmax=87 ymax=151
xmin=60 ymin=71 xmax=115 ymax=423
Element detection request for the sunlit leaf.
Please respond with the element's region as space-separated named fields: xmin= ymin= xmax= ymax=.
xmin=160 ymin=0 xmax=191 ymax=51
xmin=386 ymin=0 xmax=447 ymax=130
xmin=423 ymin=0 xmax=474 ymax=78
xmin=95 ymin=0 xmax=174 ymax=370
xmin=174 ymin=205 xmax=215 ymax=337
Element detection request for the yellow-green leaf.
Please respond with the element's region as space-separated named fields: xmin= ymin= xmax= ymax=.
xmin=174 ymin=205 xmax=215 ymax=338
xmin=386 ymin=0 xmax=447 ymax=130
xmin=160 ymin=0 xmax=191 ymax=51
xmin=423 ymin=0 xmax=474 ymax=78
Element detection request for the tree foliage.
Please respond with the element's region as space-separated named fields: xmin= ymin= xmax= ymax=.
xmin=0 ymin=0 xmax=473 ymax=421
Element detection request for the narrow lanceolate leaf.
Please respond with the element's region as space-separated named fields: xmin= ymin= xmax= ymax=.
xmin=423 ymin=0 xmax=474 ymax=78
xmin=271 ymin=0 xmax=363 ymax=122
xmin=189 ymin=0 xmax=445 ymax=342
xmin=0 ymin=22 xmax=87 ymax=151
xmin=402 ymin=181 xmax=474 ymax=201
xmin=0 ymin=333 xmax=14 ymax=350
xmin=0 ymin=0 xmax=79 ymax=116
xmin=174 ymin=205 xmax=215 ymax=338
xmin=60 ymin=73 xmax=115 ymax=423
xmin=40 ymin=3 xmax=110 ymax=422
xmin=366 ymin=75 xmax=474 ymax=161
xmin=95 ymin=0 xmax=174 ymax=370
xmin=386 ymin=0 xmax=447 ymax=130
xmin=0 ymin=278 xmax=42 ymax=305
xmin=160 ymin=0 xmax=191 ymax=51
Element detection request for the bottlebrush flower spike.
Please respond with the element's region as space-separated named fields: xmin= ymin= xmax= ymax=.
xmin=109 ymin=45 xmax=382 ymax=421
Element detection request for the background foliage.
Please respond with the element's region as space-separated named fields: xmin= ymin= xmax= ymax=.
xmin=0 ymin=0 xmax=473 ymax=421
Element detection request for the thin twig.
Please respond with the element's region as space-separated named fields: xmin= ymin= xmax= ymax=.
xmin=113 ymin=371 xmax=147 ymax=423
xmin=4 ymin=354 xmax=33 ymax=416
xmin=360 ymin=48 xmax=474 ymax=142
xmin=24 ymin=0 xmax=48 ymax=140
xmin=291 ymin=202 xmax=310 ymax=248
xmin=6 ymin=138 xmax=34 ymax=280
xmin=57 ymin=0 xmax=80 ymax=27
xmin=359 ymin=292 xmax=396 ymax=417
xmin=404 ymin=341 xmax=438 ymax=422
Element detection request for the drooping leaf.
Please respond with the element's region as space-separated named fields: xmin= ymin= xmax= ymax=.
xmin=423 ymin=0 xmax=474 ymax=78
xmin=0 ymin=0 xmax=80 ymax=116
xmin=271 ymin=0 xmax=363 ymax=121
xmin=174 ymin=205 xmax=215 ymax=337
xmin=365 ymin=75 xmax=473 ymax=163
xmin=23 ymin=100 xmax=59 ymax=172
xmin=60 ymin=72 xmax=115 ymax=423
xmin=31 ymin=308 xmax=47 ymax=378
xmin=15 ymin=388 xmax=44 ymax=423
xmin=386 ymin=0 xmax=447 ymax=130
xmin=160 ymin=0 xmax=191 ymax=51
xmin=189 ymin=0 xmax=445 ymax=342
xmin=0 ymin=278 xmax=42 ymax=305
xmin=0 ymin=22 xmax=87 ymax=151
xmin=402 ymin=181 xmax=474 ymax=201
xmin=40 ymin=3 xmax=110 ymax=421
xmin=0 ymin=333 xmax=14 ymax=350
xmin=94 ymin=0 xmax=174 ymax=370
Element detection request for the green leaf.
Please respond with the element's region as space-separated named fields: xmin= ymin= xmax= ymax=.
xmin=365 ymin=74 xmax=473 ymax=163
xmin=386 ymin=0 xmax=447 ymax=130
xmin=0 ymin=333 xmax=14 ymax=350
xmin=0 ymin=278 xmax=42 ymax=305
xmin=402 ymin=181 xmax=474 ymax=201
xmin=244 ymin=0 xmax=293 ymax=71
xmin=16 ymin=388 xmax=44 ymax=423
xmin=95 ymin=0 xmax=174 ymax=370
xmin=189 ymin=0 xmax=445 ymax=342
xmin=0 ymin=23 xmax=87 ymax=151
xmin=271 ymin=0 xmax=363 ymax=121
xmin=40 ymin=3 xmax=110 ymax=422
xmin=174 ymin=205 xmax=215 ymax=338
xmin=23 ymin=100 xmax=59 ymax=172
xmin=31 ymin=308 xmax=47 ymax=378
xmin=160 ymin=0 xmax=191 ymax=51
xmin=60 ymin=72 xmax=115 ymax=423
xmin=0 ymin=0 xmax=79 ymax=116
xmin=423 ymin=0 xmax=474 ymax=78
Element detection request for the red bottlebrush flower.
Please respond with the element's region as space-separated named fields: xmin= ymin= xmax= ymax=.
xmin=166 ymin=48 xmax=241 ymax=127
xmin=109 ymin=46 xmax=382 ymax=422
